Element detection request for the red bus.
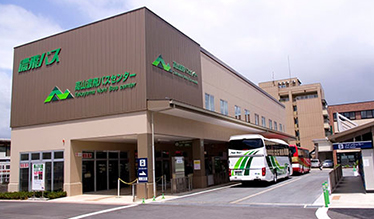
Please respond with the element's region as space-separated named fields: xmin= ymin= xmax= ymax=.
xmin=289 ymin=145 xmax=311 ymax=174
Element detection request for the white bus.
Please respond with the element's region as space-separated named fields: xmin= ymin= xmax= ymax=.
xmin=228 ymin=134 xmax=292 ymax=183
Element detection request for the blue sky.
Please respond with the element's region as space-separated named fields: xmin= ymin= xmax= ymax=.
xmin=1 ymin=0 xmax=374 ymax=138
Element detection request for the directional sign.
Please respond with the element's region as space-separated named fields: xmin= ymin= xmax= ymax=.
xmin=333 ymin=141 xmax=373 ymax=150
xmin=138 ymin=158 xmax=148 ymax=183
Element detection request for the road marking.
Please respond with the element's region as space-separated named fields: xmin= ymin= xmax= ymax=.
xmin=68 ymin=204 xmax=139 ymax=219
xmin=157 ymin=183 xmax=241 ymax=203
xmin=315 ymin=207 xmax=330 ymax=219
xmin=230 ymin=176 xmax=305 ymax=204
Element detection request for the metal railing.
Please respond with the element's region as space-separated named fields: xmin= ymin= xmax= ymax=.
xmin=171 ymin=175 xmax=193 ymax=194
xmin=328 ymin=165 xmax=343 ymax=193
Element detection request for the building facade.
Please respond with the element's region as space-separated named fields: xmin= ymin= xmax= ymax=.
xmin=259 ymin=78 xmax=330 ymax=152
xmin=10 ymin=7 xmax=292 ymax=198
xmin=328 ymin=101 xmax=374 ymax=166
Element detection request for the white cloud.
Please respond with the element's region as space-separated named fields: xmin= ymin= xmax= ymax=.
xmin=0 ymin=69 xmax=11 ymax=139
xmin=0 ymin=4 xmax=63 ymax=138
xmin=0 ymin=4 xmax=63 ymax=70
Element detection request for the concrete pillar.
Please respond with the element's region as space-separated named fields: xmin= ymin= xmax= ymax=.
xmin=136 ymin=133 xmax=154 ymax=199
xmin=192 ymin=139 xmax=207 ymax=188
xmin=64 ymin=140 xmax=82 ymax=196
xmin=361 ymin=149 xmax=374 ymax=191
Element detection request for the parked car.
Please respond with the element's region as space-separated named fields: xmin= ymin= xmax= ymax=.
xmin=311 ymin=159 xmax=321 ymax=168
xmin=322 ymin=159 xmax=334 ymax=168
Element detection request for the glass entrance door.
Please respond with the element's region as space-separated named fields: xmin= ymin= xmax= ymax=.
xmin=82 ymin=161 xmax=94 ymax=192
xmin=96 ymin=160 xmax=107 ymax=191
xmin=109 ymin=160 xmax=118 ymax=189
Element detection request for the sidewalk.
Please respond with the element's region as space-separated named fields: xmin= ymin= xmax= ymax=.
xmin=329 ymin=168 xmax=374 ymax=208
xmin=49 ymin=182 xmax=236 ymax=205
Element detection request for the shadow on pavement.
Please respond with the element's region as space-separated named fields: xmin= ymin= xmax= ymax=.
xmin=328 ymin=208 xmax=374 ymax=219
xmin=333 ymin=176 xmax=365 ymax=194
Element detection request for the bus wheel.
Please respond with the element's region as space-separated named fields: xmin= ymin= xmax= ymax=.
xmin=273 ymin=172 xmax=277 ymax=183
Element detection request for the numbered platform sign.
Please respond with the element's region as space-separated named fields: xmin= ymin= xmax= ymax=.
xmin=138 ymin=158 xmax=148 ymax=183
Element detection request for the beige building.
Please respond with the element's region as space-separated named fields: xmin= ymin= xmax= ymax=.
xmin=259 ymin=78 xmax=330 ymax=151
xmin=10 ymin=7 xmax=293 ymax=198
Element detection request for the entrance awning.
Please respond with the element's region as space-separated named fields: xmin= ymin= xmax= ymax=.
xmin=148 ymin=100 xmax=295 ymax=142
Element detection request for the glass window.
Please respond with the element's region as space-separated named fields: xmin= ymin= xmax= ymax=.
xmin=274 ymin=121 xmax=278 ymax=131
xmin=261 ymin=116 xmax=266 ymax=127
xmin=109 ymin=152 xmax=119 ymax=159
xmin=229 ymin=139 xmax=264 ymax=150
xmin=220 ymin=100 xmax=228 ymax=116
xmin=31 ymin=153 xmax=40 ymax=160
xmin=54 ymin=151 xmax=64 ymax=159
xmin=245 ymin=110 xmax=250 ymax=122
xmin=45 ymin=162 xmax=52 ymax=191
xmin=43 ymin=152 xmax=52 ymax=160
xmin=205 ymin=93 xmax=215 ymax=111
xmin=96 ymin=151 xmax=107 ymax=159
xmin=235 ymin=106 xmax=241 ymax=119
xmin=280 ymin=124 xmax=283 ymax=132
xmin=20 ymin=154 xmax=29 ymax=161
xmin=19 ymin=167 xmax=29 ymax=192
xmin=120 ymin=152 xmax=128 ymax=159
xmin=269 ymin=119 xmax=273 ymax=129
xmin=255 ymin=114 xmax=259 ymax=125
xmin=53 ymin=161 xmax=64 ymax=191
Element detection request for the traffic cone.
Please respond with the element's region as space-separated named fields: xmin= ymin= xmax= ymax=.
xmin=152 ymin=196 xmax=156 ymax=201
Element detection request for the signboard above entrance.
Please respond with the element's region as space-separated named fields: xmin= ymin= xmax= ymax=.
xmin=333 ymin=141 xmax=373 ymax=150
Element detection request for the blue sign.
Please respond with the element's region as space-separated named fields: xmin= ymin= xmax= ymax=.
xmin=137 ymin=158 xmax=148 ymax=183
xmin=333 ymin=141 xmax=373 ymax=150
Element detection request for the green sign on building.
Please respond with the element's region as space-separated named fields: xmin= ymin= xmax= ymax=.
xmin=19 ymin=48 xmax=61 ymax=73
xmin=152 ymin=55 xmax=198 ymax=85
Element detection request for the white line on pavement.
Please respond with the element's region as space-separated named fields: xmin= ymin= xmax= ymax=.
xmin=315 ymin=207 xmax=330 ymax=219
xmin=157 ymin=183 xmax=241 ymax=203
xmin=68 ymin=204 xmax=139 ymax=219
xmin=230 ymin=176 xmax=306 ymax=204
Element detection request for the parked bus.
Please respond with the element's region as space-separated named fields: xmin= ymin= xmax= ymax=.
xmin=289 ymin=145 xmax=311 ymax=174
xmin=228 ymin=134 xmax=292 ymax=183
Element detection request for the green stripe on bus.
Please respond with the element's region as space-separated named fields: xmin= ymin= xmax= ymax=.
xmin=234 ymin=151 xmax=251 ymax=169
xmin=244 ymin=150 xmax=259 ymax=175
xmin=239 ymin=151 xmax=256 ymax=170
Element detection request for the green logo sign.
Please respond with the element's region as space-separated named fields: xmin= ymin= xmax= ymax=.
xmin=152 ymin=55 xmax=198 ymax=85
xmin=44 ymin=86 xmax=74 ymax=103
xmin=75 ymin=72 xmax=137 ymax=98
xmin=19 ymin=48 xmax=61 ymax=73
xmin=152 ymin=55 xmax=171 ymax=72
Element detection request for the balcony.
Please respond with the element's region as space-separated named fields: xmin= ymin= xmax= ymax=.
xmin=322 ymin=109 xmax=328 ymax=116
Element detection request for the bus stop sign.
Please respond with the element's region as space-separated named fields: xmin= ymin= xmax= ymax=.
xmin=138 ymin=158 xmax=148 ymax=183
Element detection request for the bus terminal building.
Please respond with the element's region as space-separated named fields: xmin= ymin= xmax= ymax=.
xmin=10 ymin=7 xmax=293 ymax=198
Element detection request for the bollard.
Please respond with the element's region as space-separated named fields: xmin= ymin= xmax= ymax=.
xmin=152 ymin=196 xmax=156 ymax=201
xmin=162 ymin=193 xmax=165 ymax=199
xmin=326 ymin=182 xmax=330 ymax=205
xmin=142 ymin=198 xmax=145 ymax=204
xmin=132 ymin=183 xmax=135 ymax=202
xmin=117 ymin=178 xmax=120 ymax=198
xmin=323 ymin=182 xmax=328 ymax=207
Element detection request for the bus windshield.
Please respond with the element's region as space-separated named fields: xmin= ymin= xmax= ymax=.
xmin=289 ymin=146 xmax=297 ymax=156
xmin=229 ymin=139 xmax=263 ymax=150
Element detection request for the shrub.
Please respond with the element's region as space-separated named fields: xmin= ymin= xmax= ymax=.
xmin=0 ymin=191 xmax=66 ymax=200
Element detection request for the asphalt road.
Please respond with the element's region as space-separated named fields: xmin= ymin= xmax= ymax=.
xmin=1 ymin=169 xmax=373 ymax=219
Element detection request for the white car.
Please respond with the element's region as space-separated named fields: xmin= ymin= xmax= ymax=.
xmin=311 ymin=159 xmax=321 ymax=168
